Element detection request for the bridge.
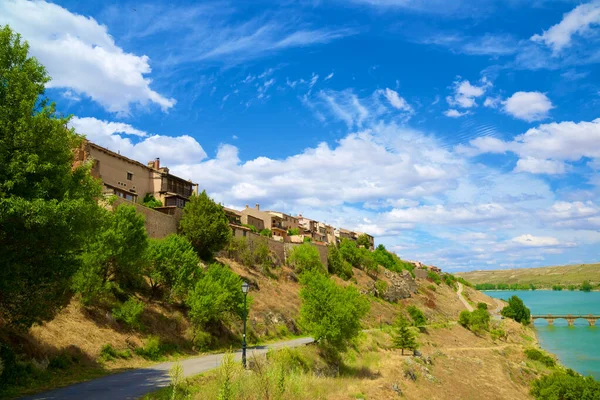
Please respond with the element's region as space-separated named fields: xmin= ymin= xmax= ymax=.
xmin=531 ymin=314 xmax=600 ymax=326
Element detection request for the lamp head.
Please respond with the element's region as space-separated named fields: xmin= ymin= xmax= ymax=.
xmin=242 ymin=281 xmax=250 ymax=294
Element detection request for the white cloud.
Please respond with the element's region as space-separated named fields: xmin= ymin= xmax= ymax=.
xmin=514 ymin=157 xmax=566 ymax=175
xmin=446 ymin=78 xmax=491 ymax=109
xmin=444 ymin=109 xmax=469 ymax=118
xmin=324 ymin=72 xmax=334 ymax=80
xmin=455 ymin=136 xmax=509 ymax=156
xmin=510 ymin=234 xmax=563 ymax=247
xmin=531 ymin=2 xmax=600 ymax=54
xmin=379 ymin=88 xmax=414 ymax=113
xmin=502 ymin=91 xmax=553 ymax=122
xmin=483 ymin=96 xmax=501 ymax=108
xmin=0 ymin=0 xmax=176 ymax=114
xmin=540 ymin=201 xmax=600 ymax=230
xmin=419 ymin=33 xmax=518 ymax=56
xmin=69 ymin=117 xmax=206 ymax=167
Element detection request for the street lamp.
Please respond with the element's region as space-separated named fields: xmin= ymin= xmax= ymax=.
xmin=241 ymin=281 xmax=250 ymax=369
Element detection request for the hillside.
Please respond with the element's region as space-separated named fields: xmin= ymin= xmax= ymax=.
xmin=457 ymin=263 xmax=600 ymax=288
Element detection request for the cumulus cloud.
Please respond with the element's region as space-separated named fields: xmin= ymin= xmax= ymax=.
xmin=0 ymin=0 xmax=176 ymax=114
xmin=514 ymin=157 xmax=566 ymax=175
xmin=502 ymin=91 xmax=554 ymax=122
xmin=510 ymin=234 xmax=564 ymax=247
xmin=446 ymin=78 xmax=491 ymax=109
xmin=444 ymin=109 xmax=469 ymax=118
xmin=531 ymin=1 xmax=600 ymax=54
xmin=70 ymin=117 xmax=206 ymax=167
xmin=379 ymin=88 xmax=414 ymax=113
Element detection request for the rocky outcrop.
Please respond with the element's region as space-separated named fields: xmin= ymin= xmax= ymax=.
xmin=382 ymin=269 xmax=418 ymax=302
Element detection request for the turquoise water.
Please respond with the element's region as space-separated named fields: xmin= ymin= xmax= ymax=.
xmin=485 ymin=290 xmax=600 ymax=379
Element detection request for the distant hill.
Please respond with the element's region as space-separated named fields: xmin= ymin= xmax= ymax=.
xmin=457 ymin=263 xmax=600 ymax=288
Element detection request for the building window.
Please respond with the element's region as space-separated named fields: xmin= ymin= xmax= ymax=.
xmin=127 ymin=172 xmax=133 ymax=180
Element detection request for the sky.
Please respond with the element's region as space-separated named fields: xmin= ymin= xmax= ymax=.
xmin=2 ymin=0 xmax=599 ymax=272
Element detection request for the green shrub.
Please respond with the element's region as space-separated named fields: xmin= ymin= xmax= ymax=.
xmin=427 ymin=284 xmax=437 ymax=292
xmin=552 ymin=284 xmax=563 ymax=291
xmin=48 ymin=353 xmax=73 ymax=370
xmin=327 ymin=245 xmax=353 ymax=279
xmin=135 ymin=336 xmax=162 ymax=360
xmin=339 ymin=238 xmax=360 ymax=267
xmin=359 ymin=248 xmax=378 ymax=275
xmin=375 ymin=280 xmax=388 ymax=298
xmin=475 ymin=283 xmax=497 ymax=290
xmin=427 ymin=271 xmax=442 ymax=285
xmin=477 ymin=302 xmax=488 ymax=310
xmin=287 ymin=228 xmax=300 ymax=236
xmin=459 ymin=309 xmax=490 ymax=334
xmin=581 ymin=280 xmax=593 ymax=292
xmin=259 ymin=229 xmax=273 ymax=238
xmin=501 ymin=295 xmax=531 ymax=325
xmin=490 ymin=328 xmax=506 ymax=341
xmin=406 ymin=305 xmax=427 ymax=327
xmin=142 ymin=194 xmax=163 ymax=208
xmin=568 ymin=284 xmax=578 ymax=291
xmin=288 ymin=244 xmax=325 ymax=274
xmin=525 ymin=348 xmax=556 ymax=367
xmin=458 ymin=310 xmax=471 ymax=327
xmin=243 ymin=224 xmax=257 ymax=233
xmin=530 ymin=370 xmax=600 ymax=399
xmin=303 ymin=236 xmax=312 ymax=243
xmin=193 ymin=330 xmax=214 ymax=351
xmin=99 ymin=344 xmax=132 ymax=362
xmin=112 ymin=298 xmax=145 ymax=330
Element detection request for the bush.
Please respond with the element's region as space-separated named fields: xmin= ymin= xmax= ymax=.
xmin=427 ymin=284 xmax=437 ymax=292
xmin=288 ymin=244 xmax=325 ymax=274
xmin=142 ymin=193 xmax=163 ymax=208
xmin=259 ymin=229 xmax=273 ymax=238
xmin=406 ymin=305 xmax=427 ymax=327
xmin=375 ymin=280 xmax=388 ymax=298
xmin=581 ymin=280 xmax=593 ymax=292
xmin=458 ymin=310 xmax=471 ymax=327
xmin=525 ymin=348 xmax=556 ymax=367
xmin=227 ymin=236 xmax=273 ymax=271
xmin=287 ymin=228 xmax=300 ymax=236
xmin=568 ymin=284 xmax=578 ymax=291
xmin=327 ymin=245 xmax=353 ymax=280
xmin=501 ymin=295 xmax=531 ymax=325
xmin=179 ymin=190 xmax=232 ymax=260
xmin=490 ymin=328 xmax=506 ymax=341
xmin=356 ymin=234 xmax=371 ymax=249
xmin=477 ymin=302 xmax=488 ymax=310
xmin=112 ymin=298 xmax=145 ymax=330
xmin=135 ymin=336 xmax=162 ymax=360
xmin=193 ymin=330 xmax=214 ymax=351
xmin=359 ymin=248 xmax=378 ymax=276
xmin=530 ymin=370 xmax=600 ymax=399
xmin=99 ymin=344 xmax=132 ymax=362
xmin=299 ymin=270 xmax=369 ymax=350
xmin=427 ymin=271 xmax=442 ymax=285
xmin=459 ymin=309 xmax=490 ymax=334
xmin=187 ymin=264 xmax=245 ymax=330
xmin=475 ymin=283 xmax=497 ymax=290
xmin=552 ymin=284 xmax=563 ymax=291
xmin=339 ymin=239 xmax=360 ymax=267
xmin=303 ymin=236 xmax=312 ymax=243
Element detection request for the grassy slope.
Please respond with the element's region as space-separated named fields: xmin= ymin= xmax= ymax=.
xmin=4 ymin=259 xmax=545 ymax=399
xmin=457 ymin=263 xmax=600 ymax=287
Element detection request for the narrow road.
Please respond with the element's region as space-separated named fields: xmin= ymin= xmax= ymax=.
xmin=22 ymin=337 xmax=314 ymax=400
xmin=457 ymin=282 xmax=474 ymax=312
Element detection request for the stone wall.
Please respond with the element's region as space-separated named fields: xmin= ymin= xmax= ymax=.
xmin=111 ymin=197 xmax=178 ymax=239
xmin=414 ymin=268 xmax=429 ymax=279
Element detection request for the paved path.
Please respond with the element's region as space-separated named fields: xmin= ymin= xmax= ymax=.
xmin=22 ymin=337 xmax=314 ymax=400
xmin=457 ymin=282 xmax=474 ymax=312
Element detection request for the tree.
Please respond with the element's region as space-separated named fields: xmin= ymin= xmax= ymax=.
xmin=327 ymin=245 xmax=353 ymax=279
xmin=501 ymin=295 xmax=531 ymax=325
xmin=581 ymin=280 xmax=593 ymax=292
xmin=407 ymin=305 xmax=427 ymax=327
xmin=393 ymin=315 xmax=418 ymax=355
xmin=72 ymin=205 xmax=148 ymax=303
xmin=288 ymin=243 xmax=325 ymax=274
xmin=356 ymin=234 xmax=371 ymax=249
xmin=0 ymin=26 xmax=101 ymax=329
xmin=359 ymin=248 xmax=378 ymax=276
xmin=458 ymin=310 xmax=471 ymax=327
xmin=259 ymin=228 xmax=273 ymax=238
xmin=179 ymin=191 xmax=232 ymax=260
xmin=145 ymin=234 xmax=201 ymax=301
xmin=287 ymin=227 xmax=300 ymax=236
xmin=299 ymin=270 xmax=369 ymax=350
xmin=339 ymin=238 xmax=360 ymax=267
xmin=187 ymin=264 xmax=245 ymax=330
xmin=142 ymin=193 xmax=163 ymax=208
xmin=531 ymin=370 xmax=600 ymax=400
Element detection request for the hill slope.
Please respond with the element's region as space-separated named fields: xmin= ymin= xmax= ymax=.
xmin=457 ymin=263 xmax=600 ymax=288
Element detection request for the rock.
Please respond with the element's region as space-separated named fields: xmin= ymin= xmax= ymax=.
xmin=404 ymin=368 xmax=417 ymax=381
xmin=391 ymin=383 xmax=403 ymax=396
xmin=381 ymin=269 xmax=418 ymax=302
xmin=425 ymin=373 xmax=436 ymax=382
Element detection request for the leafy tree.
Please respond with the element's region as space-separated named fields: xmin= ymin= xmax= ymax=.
xmin=393 ymin=315 xmax=418 ymax=355
xmin=568 ymin=284 xmax=578 ymax=291
xmin=243 ymin=224 xmax=257 ymax=233
xmin=458 ymin=310 xmax=471 ymax=327
xmin=302 ymin=236 xmax=312 ymax=243
xmin=469 ymin=308 xmax=491 ymax=334
xmin=339 ymin=238 xmax=360 ymax=267
xmin=581 ymin=280 xmax=593 ymax=292
xmin=299 ymin=270 xmax=369 ymax=350
xmin=427 ymin=271 xmax=442 ymax=285
xmin=288 ymin=243 xmax=325 ymax=274
xmin=475 ymin=283 xmax=497 ymax=290
xmin=477 ymin=302 xmax=488 ymax=310
xmin=142 ymin=193 xmax=163 ymax=208
xmin=531 ymin=370 xmax=600 ymax=400
xmin=0 ymin=26 xmax=101 ymax=329
xmin=180 ymin=190 xmax=232 ymax=260
xmin=72 ymin=205 xmax=148 ymax=303
xmin=287 ymin=227 xmax=300 ymax=236
xmin=356 ymin=234 xmax=371 ymax=249
xmin=112 ymin=297 xmax=145 ymax=330
xmin=327 ymin=244 xmax=353 ymax=280
xmin=529 ymin=283 xmax=537 ymax=291
xmin=407 ymin=305 xmax=427 ymax=327
xmin=259 ymin=228 xmax=272 ymax=238
xmin=552 ymin=284 xmax=563 ymax=291
xmin=145 ymin=234 xmax=201 ymax=301
xmin=187 ymin=264 xmax=245 ymax=329
xmin=501 ymin=295 xmax=531 ymax=325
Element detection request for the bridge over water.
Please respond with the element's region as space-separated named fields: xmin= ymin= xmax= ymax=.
xmin=531 ymin=314 xmax=600 ymax=326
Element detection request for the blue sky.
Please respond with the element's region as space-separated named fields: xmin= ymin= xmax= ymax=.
xmin=2 ymin=0 xmax=600 ymax=271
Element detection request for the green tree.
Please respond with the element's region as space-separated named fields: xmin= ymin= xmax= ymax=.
xmin=469 ymin=308 xmax=490 ymax=334
xmin=0 ymin=26 xmax=101 ymax=329
xmin=531 ymin=370 xmax=600 ymax=400
xmin=72 ymin=205 xmax=148 ymax=303
xmin=501 ymin=295 xmax=531 ymax=325
xmin=259 ymin=228 xmax=272 ymax=238
xmin=339 ymin=238 xmax=360 ymax=267
xmin=187 ymin=264 xmax=245 ymax=330
xmin=287 ymin=227 xmax=300 ymax=236
xmin=356 ymin=234 xmax=371 ymax=249
xmin=288 ymin=243 xmax=325 ymax=274
xmin=179 ymin=190 xmax=232 ymax=260
xmin=581 ymin=280 xmax=593 ymax=292
xmin=142 ymin=193 xmax=163 ymax=208
xmin=407 ymin=305 xmax=427 ymax=327
xmin=458 ymin=310 xmax=471 ymax=327
xmin=299 ymin=270 xmax=369 ymax=350
xmin=359 ymin=247 xmax=378 ymax=276
xmin=327 ymin=245 xmax=353 ymax=280
xmin=145 ymin=234 xmax=201 ymax=301
xmin=393 ymin=315 xmax=418 ymax=355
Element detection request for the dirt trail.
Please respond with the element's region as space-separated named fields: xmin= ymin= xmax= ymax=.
xmin=457 ymin=282 xmax=474 ymax=311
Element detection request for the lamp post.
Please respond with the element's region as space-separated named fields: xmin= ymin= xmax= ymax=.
xmin=241 ymin=281 xmax=249 ymax=369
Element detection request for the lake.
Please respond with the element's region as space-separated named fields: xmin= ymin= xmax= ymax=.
xmin=485 ymin=290 xmax=600 ymax=379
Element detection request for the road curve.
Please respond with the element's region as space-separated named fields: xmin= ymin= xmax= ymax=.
xmin=457 ymin=282 xmax=474 ymax=312
xmin=21 ymin=337 xmax=314 ymax=400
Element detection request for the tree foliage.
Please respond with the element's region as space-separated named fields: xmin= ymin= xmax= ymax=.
xmin=187 ymin=264 xmax=245 ymax=329
xmin=299 ymin=271 xmax=369 ymax=350
xmin=179 ymin=191 xmax=231 ymax=260
xmin=142 ymin=193 xmax=163 ymax=208
xmin=288 ymin=243 xmax=325 ymax=274
xmin=339 ymin=238 xmax=360 ymax=267
xmin=531 ymin=370 xmax=600 ymax=400
xmin=356 ymin=234 xmax=371 ymax=249
xmin=72 ymin=205 xmax=148 ymax=303
xmin=145 ymin=234 xmax=201 ymax=301
xmin=501 ymin=295 xmax=531 ymax=325
xmin=406 ymin=305 xmax=427 ymax=327
xmin=327 ymin=244 xmax=353 ymax=280
xmin=581 ymin=280 xmax=593 ymax=292
xmin=372 ymin=244 xmax=415 ymax=274
xmin=393 ymin=315 xmax=418 ymax=355
xmin=0 ymin=26 xmax=101 ymax=329
xmin=458 ymin=308 xmax=490 ymax=334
